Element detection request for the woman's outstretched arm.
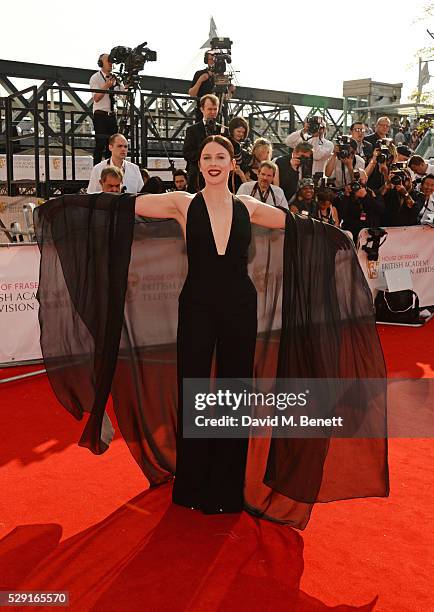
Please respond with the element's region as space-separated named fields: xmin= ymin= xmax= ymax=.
xmin=135 ymin=191 xmax=190 ymax=220
xmin=237 ymin=195 xmax=287 ymax=229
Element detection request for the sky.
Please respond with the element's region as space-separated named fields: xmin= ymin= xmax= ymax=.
xmin=0 ymin=0 xmax=432 ymax=103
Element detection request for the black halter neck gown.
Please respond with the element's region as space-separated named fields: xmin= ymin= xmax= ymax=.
xmin=172 ymin=191 xmax=257 ymax=513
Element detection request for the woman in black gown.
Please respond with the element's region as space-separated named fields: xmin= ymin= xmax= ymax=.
xmin=135 ymin=136 xmax=286 ymax=513
xmin=35 ymin=135 xmax=388 ymax=528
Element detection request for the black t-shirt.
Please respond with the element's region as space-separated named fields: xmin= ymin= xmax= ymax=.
xmin=191 ymin=69 xmax=215 ymax=121
xmin=275 ymin=154 xmax=300 ymax=202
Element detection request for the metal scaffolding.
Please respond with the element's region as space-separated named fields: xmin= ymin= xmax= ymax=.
xmin=0 ymin=59 xmax=344 ymax=196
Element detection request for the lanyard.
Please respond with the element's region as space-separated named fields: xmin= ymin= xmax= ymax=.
xmin=251 ymin=183 xmax=277 ymax=206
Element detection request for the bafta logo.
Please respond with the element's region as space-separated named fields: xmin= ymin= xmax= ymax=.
xmin=0 ymin=158 xmax=6 ymax=169
xmin=366 ymin=259 xmax=379 ymax=280
xmin=52 ymin=158 xmax=61 ymax=170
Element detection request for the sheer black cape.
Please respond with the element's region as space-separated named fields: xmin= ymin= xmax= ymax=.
xmin=35 ymin=193 xmax=388 ymax=529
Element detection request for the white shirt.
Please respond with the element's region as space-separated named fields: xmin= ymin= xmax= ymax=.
xmin=237 ymin=181 xmax=288 ymax=209
xmin=87 ymin=158 xmax=144 ymax=194
xmin=89 ymin=71 xmax=124 ymax=113
xmin=419 ymin=194 xmax=434 ymax=224
xmin=329 ymin=155 xmax=366 ymax=188
xmin=285 ymin=130 xmax=334 ymax=174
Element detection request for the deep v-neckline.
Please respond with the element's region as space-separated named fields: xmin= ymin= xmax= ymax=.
xmin=201 ymin=192 xmax=234 ymax=256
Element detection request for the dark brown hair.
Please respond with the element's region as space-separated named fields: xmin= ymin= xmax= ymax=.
xmin=199 ymin=135 xmax=235 ymax=160
xmin=228 ymin=116 xmax=249 ymax=138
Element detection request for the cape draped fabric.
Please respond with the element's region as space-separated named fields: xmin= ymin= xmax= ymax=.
xmin=35 ymin=194 xmax=389 ymax=530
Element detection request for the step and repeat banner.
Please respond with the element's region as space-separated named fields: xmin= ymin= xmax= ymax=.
xmin=1 ymin=223 xmax=433 ymax=364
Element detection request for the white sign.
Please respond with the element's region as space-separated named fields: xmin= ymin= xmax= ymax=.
xmin=357 ymin=226 xmax=434 ymax=307
xmin=0 ymin=244 xmax=42 ymax=363
xmin=0 ymin=154 xmax=94 ymax=181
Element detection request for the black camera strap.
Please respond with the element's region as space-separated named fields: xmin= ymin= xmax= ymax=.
xmin=251 ymin=183 xmax=277 ymax=206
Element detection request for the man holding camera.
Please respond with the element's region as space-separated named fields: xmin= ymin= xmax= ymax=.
xmin=325 ymin=137 xmax=365 ymax=189
xmin=349 ymin=122 xmax=373 ymax=161
xmin=189 ymin=52 xmax=216 ymax=123
xmin=364 ymin=117 xmax=391 ymax=148
xmin=183 ymin=94 xmax=229 ymax=193
xmin=273 ymin=142 xmax=313 ymax=203
xmin=89 ymin=53 xmax=125 ymax=165
xmin=236 ymin=160 xmax=288 ymax=208
xmin=379 ymin=167 xmax=418 ymax=226
xmin=336 ymin=170 xmax=385 ymax=242
xmin=285 ymin=117 xmax=333 ymax=175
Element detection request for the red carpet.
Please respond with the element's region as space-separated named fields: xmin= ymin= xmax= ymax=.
xmin=0 ymin=324 xmax=433 ymax=611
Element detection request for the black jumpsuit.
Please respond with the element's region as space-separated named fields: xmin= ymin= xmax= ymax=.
xmin=172 ymin=192 xmax=257 ymax=513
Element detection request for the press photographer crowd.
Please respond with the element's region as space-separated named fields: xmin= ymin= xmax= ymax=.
xmin=86 ymin=41 xmax=434 ymax=247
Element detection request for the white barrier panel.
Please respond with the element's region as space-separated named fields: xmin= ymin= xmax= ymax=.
xmin=357 ymin=226 xmax=434 ymax=307
xmin=0 ymin=155 xmax=187 ymax=183
xmin=0 ymin=230 xmax=282 ymax=364
xmin=0 ymin=244 xmax=42 ymax=363
xmin=0 ymin=155 xmax=93 ymax=181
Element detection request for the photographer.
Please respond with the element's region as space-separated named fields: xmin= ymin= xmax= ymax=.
xmin=285 ymin=117 xmax=333 ymax=174
xmin=364 ymin=117 xmax=391 ymax=147
xmin=337 ymin=170 xmax=385 ymax=242
xmin=289 ymin=178 xmax=316 ymax=216
xmin=365 ymin=140 xmax=397 ymax=191
xmin=89 ymin=53 xmax=125 ymax=164
xmin=237 ymin=160 xmax=288 ymax=209
xmin=228 ymin=116 xmax=250 ymax=191
xmin=412 ymin=174 xmax=434 ymax=223
xmin=325 ymin=136 xmax=365 ymax=189
xmin=349 ymin=122 xmax=373 ymax=161
xmin=183 ymin=94 xmax=229 ymax=192
xmin=380 ymin=167 xmax=418 ymax=226
xmin=407 ymin=155 xmax=434 ymax=179
xmin=274 ymin=142 xmax=313 ymax=203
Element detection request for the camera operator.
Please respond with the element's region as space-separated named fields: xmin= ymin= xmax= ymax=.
xmin=228 ymin=116 xmax=250 ymax=191
xmin=380 ymin=167 xmax=418 ymax=226
xmin=289 ymin=178 xmax=316 ymax=216
xmin=349 ymin=122 xmax=373 ymax=161
xmin=274 ymin=142 xmax=314 ymax=203
xmin=188 ymin=52 xmax=216 ymax=122
xmin=312 ymin=189 xmax=340 ymax=225
xmin=413 ymin=174 xmax=434 ymax=223
xmin=172 ymin=169 xmax=188 ymax=191
xmin=365 ymin=139 xmax=397 ymax=191
xmin=183 ymin=94 xmax=229 ymax=193
xmin=285 ymin=117 xmax=333 ymax=175
xmin=89 ymin=53 xmax=125 ymax=165
xmin=236 ymin=160 xmax=288 ymax=209
xmin=87 ymin=133 xmax=144 ymax=193
xmin=325 ymin=137 xmax=365 ymax=189
xmin=337 ymin=170 xmax=385 ymax=242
